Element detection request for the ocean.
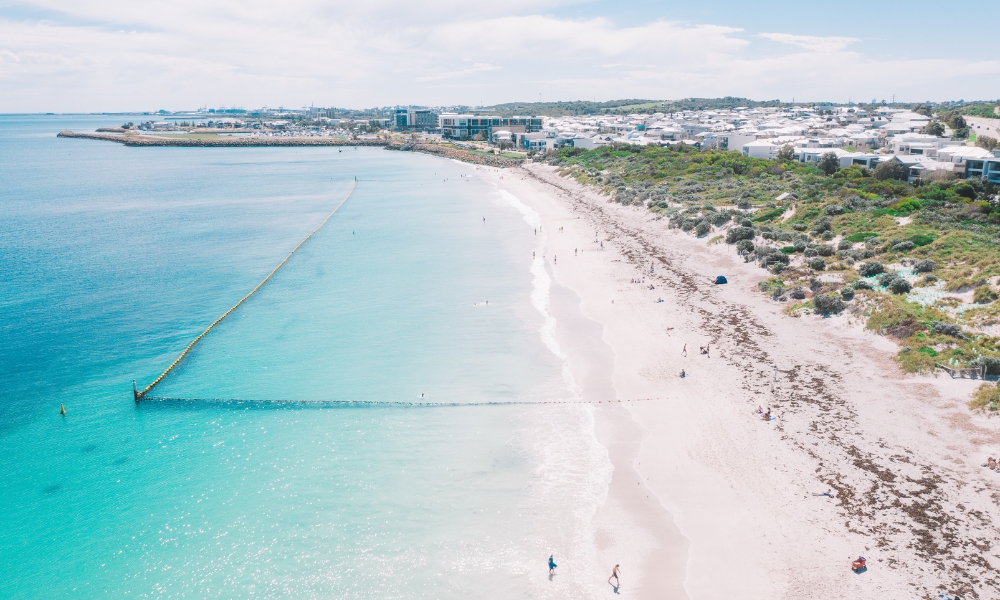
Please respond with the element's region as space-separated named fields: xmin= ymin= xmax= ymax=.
xmin=0 ymin=115 xmax=612 ymax=598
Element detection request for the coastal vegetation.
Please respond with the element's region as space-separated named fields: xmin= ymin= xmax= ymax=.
xmin=544 ymin=143 xmax=1000 ymax=407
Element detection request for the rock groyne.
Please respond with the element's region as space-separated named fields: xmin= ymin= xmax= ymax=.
xmin=57 ymin=130 xmax=524 ymax=168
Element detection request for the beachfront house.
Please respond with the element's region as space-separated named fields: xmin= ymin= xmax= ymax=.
xmin=521 ymin=133 xmax=549 ymax=152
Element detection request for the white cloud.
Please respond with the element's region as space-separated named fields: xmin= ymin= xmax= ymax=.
xmin=758 ymin=33 xmax=859 ymax=53
xmin=0 ymin=2 xmax=997 ymax=111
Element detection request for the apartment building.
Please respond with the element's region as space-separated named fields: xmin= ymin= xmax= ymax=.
xmin=393 ymin=109 xmax=439 ymax=131
xmin=439 ymin=114 xmax=542 ymax=139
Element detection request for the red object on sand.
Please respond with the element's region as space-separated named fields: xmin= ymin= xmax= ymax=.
xmin=851 ymin=558 xmax=866 ymax=571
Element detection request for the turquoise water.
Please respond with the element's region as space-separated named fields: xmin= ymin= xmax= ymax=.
xmin=0 ymin=116 xmax=610 ymax=598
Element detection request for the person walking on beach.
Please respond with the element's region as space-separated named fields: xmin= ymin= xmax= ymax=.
xmin=548 ymin=554 xmax=557 ymax=575
xmin=682 ymin=344 xmax=687 ymax=357
xmin=608 ymin=564 xmax=621 ymax=588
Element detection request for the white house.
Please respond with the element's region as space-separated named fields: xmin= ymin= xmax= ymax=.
xmin=891 ymin=155 xmax=960 ymax=182
xmin=522 ymin=133 xmax=549 ymax=152
xmin=839 ymin=152 xmax=881 ymax=169
xmin=937 ymin=146 xmax=994 ymax=164
xmin=796 ymin=147 xmax=851 ymax=165
xmin=886 ymin=133 xmax=952 ymax=155
xmin=742 ymin=139 xmax=782 ymax=159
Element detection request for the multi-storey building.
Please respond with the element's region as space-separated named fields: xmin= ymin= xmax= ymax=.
xmin=393 ymin=109 xmax=440 ymax=131
xmin=438 ymin=114 xmax=542 ymax=139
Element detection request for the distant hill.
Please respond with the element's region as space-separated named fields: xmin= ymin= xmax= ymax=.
xmin=474 ymin=97 xmax=786 ymax=116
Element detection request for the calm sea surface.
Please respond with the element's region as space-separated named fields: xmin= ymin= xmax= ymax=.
xmin=0 ymin=116 xmax=610 ymax=598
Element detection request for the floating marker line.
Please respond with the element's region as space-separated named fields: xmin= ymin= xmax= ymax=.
xmin=134 ymin=181 xmax=359 ymax=402
xmin=139 ymin=396 xmax=663 ymax=407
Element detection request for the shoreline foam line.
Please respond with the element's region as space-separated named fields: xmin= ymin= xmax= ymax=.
xmin=133 ymin=180 xmax=359 ymax=402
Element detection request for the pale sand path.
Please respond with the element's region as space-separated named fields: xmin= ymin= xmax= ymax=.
xmin=477 ymin=164 xmax=1000 ymax=599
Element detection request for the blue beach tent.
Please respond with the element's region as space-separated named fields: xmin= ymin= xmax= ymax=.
xmin=714 ymin=276 xmax=728 ymax=285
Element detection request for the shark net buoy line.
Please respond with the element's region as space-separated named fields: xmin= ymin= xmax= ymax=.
xmin=136 ymin=397 xmax=663 ymax=408
xmin=133 ymin=181 xmax=358 ymax=402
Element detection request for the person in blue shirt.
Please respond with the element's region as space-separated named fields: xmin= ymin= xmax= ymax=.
xmin=548 ymin=555 xmax=557 ymax=574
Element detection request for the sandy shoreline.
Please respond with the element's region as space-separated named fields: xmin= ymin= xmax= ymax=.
xmin=482 ymin=163 xmax=1000 ymax=599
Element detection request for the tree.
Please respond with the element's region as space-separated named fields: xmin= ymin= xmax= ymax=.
xmin=817 ymin=152 xmax=840 ymax=175
xmin=976 ymin=135 xmax=999 ymax=151
xmin=873 ymin=160 xmax=905 ymax=181
xmin=948 ymin=114 xmax=970 ymax=139
xmin=777 ymin=144 xmax=795 ymax=161
xmin=922 ymin=121 xmax=945 ymax=136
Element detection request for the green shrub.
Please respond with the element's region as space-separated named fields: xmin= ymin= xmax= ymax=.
xmin=970 ymin=382 xmax=1000 ymax=412
xmin=845 ymin=232 xmax=879 ymax=243
xmin=840 ymin=287 xmax=855 ymax=300
xmin=888 ymin=198 xmax=921 ymax=214
xmin=859 ymin=261 xmax=884 ymax=277
xmin=812 ymin=216 xmax=833 ymax=234
xmin=913 ymin=259 xmax=936 ymax=273
xmin=695 ymin=222 xmax=711 ymax=237
xmin=814 ymin=293 xmax=845 ymax=314
xmin=955 ymin=183 xmax=976 ymax=199
xmin=808 ymin=257 xmax=826 ymax=270
xmin=753 ymin=208 xmax=786 ymax=222
xmin=971 ymin=355 xmax=1000 ymax=374
xmin=932 ymin=321 xmax=965 ymax=339
xmin=974 ymin=286 xmax=998 ymax=304
xmin=726 ymin=226 xmax=755 ymax=244
xmin=890 ymin=278 xmax=912 ymax=294
xmin=879 ymin=273 xmax=912 ymax=294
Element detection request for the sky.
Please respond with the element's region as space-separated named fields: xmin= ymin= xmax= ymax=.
xmin=1 ymin=0 xmax=998 ymax=112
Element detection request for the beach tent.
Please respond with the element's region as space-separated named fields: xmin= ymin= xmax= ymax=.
xmin=714 ymin=276 xmax=728 ymax=284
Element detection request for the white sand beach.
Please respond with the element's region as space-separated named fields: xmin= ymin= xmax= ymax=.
xmin=481 ymin=163 xmax=1000 ymax=599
